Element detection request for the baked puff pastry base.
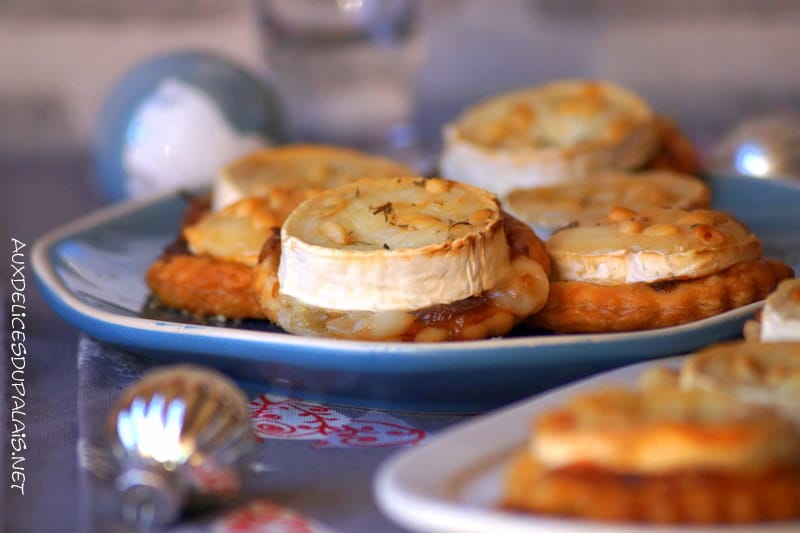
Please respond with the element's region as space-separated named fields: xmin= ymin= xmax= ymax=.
xmin=528 ymin=258 xmax=793 ymax=333
xmin=146 ymin=253 xmax=266 ymax=319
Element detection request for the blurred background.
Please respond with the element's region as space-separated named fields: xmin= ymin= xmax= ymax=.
xmin=3 ymin=0 xmax=800 ymax=174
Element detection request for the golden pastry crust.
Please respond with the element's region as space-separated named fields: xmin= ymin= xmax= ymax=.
xmin=146 ymin=253 xmax=265 ymax=319
xmin=526 ymin=259 xmax=794 ymax=333
xmin=254 ymin=213 xmax=550 ymax=341
xmin=504 ymin=451 xmax=800 ymax=524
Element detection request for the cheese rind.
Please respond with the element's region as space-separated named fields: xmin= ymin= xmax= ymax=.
xmin=761 ymin=278 xmax=800 ymax=342
xmin=278 ymin=177 xmax=512 ymax=311
xmin=440 ymin=80 xmax=660 ymax=196
xmin=546 ymin=207 xmax=762 ymax=284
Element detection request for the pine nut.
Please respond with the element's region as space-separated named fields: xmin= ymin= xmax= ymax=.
xmin=642 ymin=223 xmax=679 ymax=236
xmin=618 ymin=220 xmax=644 ymax=234
xmin=608 ymin=206 xmax=637 ymax=222
xmin=425 ymin=178 xmax=452 ymax=194
xmin=693 ymin=224 xmax=726 ymax=246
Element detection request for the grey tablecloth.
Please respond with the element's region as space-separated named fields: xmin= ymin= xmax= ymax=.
xmin=75 ymin=335 xmax=469 ymax=533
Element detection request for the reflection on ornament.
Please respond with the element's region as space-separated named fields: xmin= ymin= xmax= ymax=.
xmin=734 ymin=142 xmax=771 ymax=178
xmin=711 ymin=112 xmax=800 ymax=180
xmin=123 ymin=78 xmax=265 ymax=198
xmin=93 ymin=51 xmax=284 ymax=202
xmin=106 ymin=365 xmax=253 ymax=528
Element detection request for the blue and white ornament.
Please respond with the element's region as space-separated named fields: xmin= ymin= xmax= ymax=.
xmin=710 ymin=111 xmax=800 ymax=180
xmin=93 ymin=51 xmax=284 ymax=201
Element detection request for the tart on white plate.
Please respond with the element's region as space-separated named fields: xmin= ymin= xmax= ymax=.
xmin=439 ymin=79 xmax=662 ymax=197
xmin=255 ymin=176 xmax=551 ymax=341
xmin=526 ymin=206 xmax=794 ymax=332
xmin=503 ymin=170 xmax=710 ymax=239
xmin=505 ymin=385 xmax=800 ymax=523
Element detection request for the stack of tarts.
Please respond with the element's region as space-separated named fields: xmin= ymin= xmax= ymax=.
xmin=146 ymin=79 xmax=793 ymax=341
xmin=526 ymin=205 xmax=793 ymax=333
xmin=254 ymin=176 xmax=551 ymax=341
xmin=505 ymin=340 xmax=800 ymax=524
xmin=146 ymin=148 xmax=552 ymax=342
xmin=145 ymin=144 xmax=414 ymax=320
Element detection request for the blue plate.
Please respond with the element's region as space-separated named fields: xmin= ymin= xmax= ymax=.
xmin=32 ymin=175 xmax=800 ymax=412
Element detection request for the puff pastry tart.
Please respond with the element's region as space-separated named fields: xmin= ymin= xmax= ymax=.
xmin=680 ymin=340 xmax=800 ymax=425
xmin=504 ymin=387 xmax=800 ymax=523
xmin=439 ymin=80 xmax=661 ymax=196
xmin=146 ymin=145 xmax=414 ymax=319
xmin=504 ymin=170 xmax=710 ymax=239
xmin=527 ymin=207 xmax=794 ymax=332
xmin=254 ymin=177 xmax=551 ymax=341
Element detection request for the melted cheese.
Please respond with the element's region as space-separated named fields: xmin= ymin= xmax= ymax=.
xmin=183 ymin=197 xmax=283 ymax=266
xmin=546 ymin=207 xmax=762 ymax=284
xmin=504 ymin=171 xmax=710 ymax=239
xmin=440 ymin=80 xmax=659 ymax=196
xmin=213 ymin=144 xmax=415 ymax=211
xmin=761 ymin=278 xmax=800 ymax=342
xmin=278 ymin=177 xmax=511 ymax=311
xmin=533 ymin=387 xmax=800 ymax=474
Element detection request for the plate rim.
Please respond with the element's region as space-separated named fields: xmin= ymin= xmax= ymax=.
xmin=373 ymin=356 xmax=800 ymax=533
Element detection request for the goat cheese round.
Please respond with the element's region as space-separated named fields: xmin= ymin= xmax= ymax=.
xmin=278 ymin=177 xmax=511 ymax=312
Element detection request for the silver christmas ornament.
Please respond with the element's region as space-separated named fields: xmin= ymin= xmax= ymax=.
xmin=710 ymin=111 xmax=800 ymax=180
xmin=106 ymin=365 xmax=254 ymax=528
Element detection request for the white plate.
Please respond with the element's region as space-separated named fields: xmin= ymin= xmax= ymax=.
xmin=374 ymin=357 xmax=800 ymax=532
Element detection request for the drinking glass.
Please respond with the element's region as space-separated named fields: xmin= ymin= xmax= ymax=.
xmin=253 ymin=0 xmax=428 ymax=170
